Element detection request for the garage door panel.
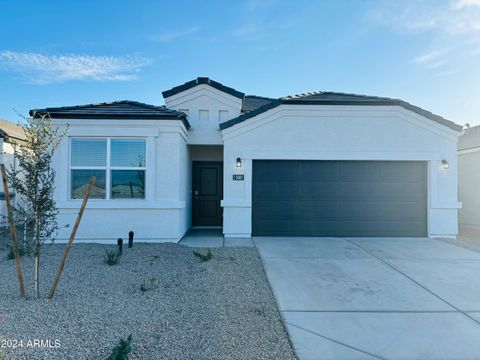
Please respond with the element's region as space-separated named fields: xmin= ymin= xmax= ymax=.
xmin=253 ymin=180 xmax=297 ymax=201
xmin=296 ymin=182 xmax=343 ymax=200
xmin=339 ymin=162 xmax=382 ymax=181
xmin=342 ymin=182 xmax=425 ymax=202
xmin=380 ymin=162 xmax=426 ymax=182
xmin=254 ymin=161 xmax=296 ymax=179
xmin=298 ymin=161 xmax=341 ymax=179
xmin=348 ymin=204 xmax=425 ymax=221
xmin=294 ymin=201 xmax=384 ymax=222
xmin=340 ymin=221 xmax=426 ymax=237
xmin=382 ymin=202 xmax=426 ymax=221
xmin=334 ymin=202 xmax=388 ymax=221
xmin=295 ymin=201 xmax=341 ymax=220
xmin=254 ymin=220 xmax=296 ymax=236
xmin=252 ymin=160 xmax=427 ymax=237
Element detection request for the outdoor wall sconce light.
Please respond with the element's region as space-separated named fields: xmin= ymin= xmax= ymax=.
xmin=441 ymin=159 xmax=449 ymax=170
xmin=236 ymin=157 xmax=242 ymax=168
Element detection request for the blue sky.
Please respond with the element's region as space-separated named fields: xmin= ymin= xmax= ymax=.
xmin=0 ymin=0 xmax=479 ymax=126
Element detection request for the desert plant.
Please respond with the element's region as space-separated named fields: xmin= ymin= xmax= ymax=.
xmin=6 ymin=245 xmax=26 ymax=260
xmin=193 ymin=249 xmax=213 ymax=262
xmin=106 ymin=335 xmax=132 ymax=360
xmin=103 ymin=249 xmax=121 ymax=266
xmin=139 ymin=277 xmax=157 ymax=293
xmin=7 ymin=112 xmax=66 ymax=298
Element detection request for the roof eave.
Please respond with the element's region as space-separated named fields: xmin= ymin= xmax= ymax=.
xmin=163 ymin=77 xmax=245 ymax=99
xmin=220 ymin=99 xmax=282 ymax=130
xmin=31 ymin=112 xmax=191 ymax=129
xmin=220 ymin=99 xmax=462 ymax=132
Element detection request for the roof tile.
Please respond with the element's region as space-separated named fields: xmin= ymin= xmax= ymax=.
xmin=162 ymin=77 xmax=245 ymax=99
xmin=30 ymin=100 xmax=190 ymax=128
xmin=220 ymin=91 xmax=462 ymax=131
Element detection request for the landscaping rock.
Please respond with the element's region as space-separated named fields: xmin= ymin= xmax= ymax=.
xmin=0 ymin=243 xmax=296 ymax=359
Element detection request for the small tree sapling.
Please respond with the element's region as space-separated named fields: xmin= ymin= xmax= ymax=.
xmin=7 ymin=112 xmax=66 ymax=298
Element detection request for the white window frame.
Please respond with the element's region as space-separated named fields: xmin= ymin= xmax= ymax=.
xmin=69 ymin=137 xmax=147 ymax=200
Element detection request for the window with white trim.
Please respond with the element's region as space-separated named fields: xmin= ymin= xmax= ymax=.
xmin=70 ymin=138 xmax=146 ymax=200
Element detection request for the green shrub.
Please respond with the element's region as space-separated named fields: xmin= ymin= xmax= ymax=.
xmin=193 ymin=249 xmax=213 ymax=262
xmin=106 ymin=335 xmax=132 ymax=360
xmin=103 ymin=249 xmax=120 ymax=266
xmin=6 ymin=245 xmax=26 ymax=260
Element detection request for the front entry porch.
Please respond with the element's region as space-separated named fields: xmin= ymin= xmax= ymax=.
xmin=180 ymin=228 xmax=253 ymax=247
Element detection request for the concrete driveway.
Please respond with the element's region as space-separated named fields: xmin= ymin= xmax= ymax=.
xmin=254 ymin=237 xmax=480 ymax=360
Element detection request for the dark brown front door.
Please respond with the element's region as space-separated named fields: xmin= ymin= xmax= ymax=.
xmin=192 ymin=162 xmax=223 ymax=226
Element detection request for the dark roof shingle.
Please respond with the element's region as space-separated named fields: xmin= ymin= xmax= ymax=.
xmin=162 ymin=77 xmax=245 ymax=99
xmin=220 ymin=91 xmax=462 ymax=131
xmin=241 ymin=95 xmax=276 ymax=113
xmin=30 ymin=100 xmax=190 ymax=128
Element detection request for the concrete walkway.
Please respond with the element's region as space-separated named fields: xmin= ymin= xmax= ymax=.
xmin=179 ymin=228 xmax=254 ymax=247
xmin=254 ymin=237 xmax=480 ymax=360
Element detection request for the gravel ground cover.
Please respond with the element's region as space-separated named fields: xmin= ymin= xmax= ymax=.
xmin=0 ymin=242 xmax=296 ymax=360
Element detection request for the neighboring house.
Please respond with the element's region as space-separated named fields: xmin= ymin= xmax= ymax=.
xmin=0 ymin=119 xmax=27 ymax=226
xmin=458 ymin=125 xmax=480 ymax=238
xmin=30 ymin=77 xmax=463 ymax=242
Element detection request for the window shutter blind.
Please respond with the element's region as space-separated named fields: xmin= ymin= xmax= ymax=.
xmin=71 ymin=139 xmax=107 ymax=167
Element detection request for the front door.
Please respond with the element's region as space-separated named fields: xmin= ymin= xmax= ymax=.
xmin=192 ymin=162 xmax=223 ymax=226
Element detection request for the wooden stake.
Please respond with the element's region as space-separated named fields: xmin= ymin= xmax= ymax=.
xmin=0 ymin=164 xmax=27 ymax=297
xmin=48 ymin=176 xmax=95 ymax=299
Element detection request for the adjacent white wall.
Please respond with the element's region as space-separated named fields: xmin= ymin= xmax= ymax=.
xmin=222 ymin=105 xmax=462 ymax=239
xmin=458 ymin=146 xmax=480 ymax=238
xmin=179 ymin=138 xmax=192 ymax=236
xmin=0 ymin=140 xmax=22 ymax=226
xmin=52 ymin=118 xmax=190 ymax=243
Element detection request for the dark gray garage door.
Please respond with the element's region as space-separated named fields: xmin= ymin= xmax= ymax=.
xmin=252 ymin=160 xmax=427 ymax=237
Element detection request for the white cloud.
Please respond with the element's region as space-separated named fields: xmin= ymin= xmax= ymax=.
xmin=148 ymin=27 xmax=200 ymax=43
xmin=367 ymin=0 xmax=480 ymax=35
xmin=0 ymin=51 xmax=150 ymax=84
xmin=434 ymin=69 xmax=456 ymax=77
xmin=454 ymin=0 xmax=480 ymax=8
xmin=412 ymin=49 xmax=449 ymax=64
xmin=367 ymin=0 xmax=480 ymax=74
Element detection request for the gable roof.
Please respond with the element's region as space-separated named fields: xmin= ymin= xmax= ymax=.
xmin=162 ymin=77 xmax=245 ymax=99
xmin=458 ymin=124 xmax=480 ymax=151
xmin=30 ymin=100 xmax=190 ymax=129
xmin=220 ymin=91 xmax=462 ymax=131
xmin=0 ymin=119 xmax=27 ymax=143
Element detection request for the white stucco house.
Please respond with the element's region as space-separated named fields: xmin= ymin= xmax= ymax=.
xmin=458 ymin=125 xmax=480 ymax=238
xmin=30 ymin=77 xmax=463 ymax=242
